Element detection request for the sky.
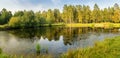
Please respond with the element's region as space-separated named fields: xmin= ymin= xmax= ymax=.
xmin=0 ymin=0 xmax=120 ymax=13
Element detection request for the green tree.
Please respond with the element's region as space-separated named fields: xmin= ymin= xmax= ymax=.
xmin=21 ymin=10 xmax=36 ymax=27
xmin=46 ymin=9 xmax=55 ymax=24
xmin=76 ymin=5 xmax=83 ymax=23
xmin=91 ymin=4 xmax=101 ymax=23
xmin=35 ymin=11 xmax=46 ymax=26
xmin=112 ymin=3 xmax=120 ymax=23
xmin=54 ymin=9 xmax=61 ymax=23
xmin=67 ymin=5 xmax=74 ymax=23
xmin=0 ymin=8 xmax=12 ymax=25
xmin=14 ymin=11 xmax=24 ymax=17
xmin=41 ymin=11 xmax=47 ymax=19
xmin=62 ymin=5 xmax=68 ymax=23
xmin=107 ymin=7 xmax=114 ymax=22
xmin=85 ymin=6 xmax=91 ymax=23
xmin=9 ymin=17 xmax=21 ymax=27
xmin=101 ymin=8 xmax=109 ymax=22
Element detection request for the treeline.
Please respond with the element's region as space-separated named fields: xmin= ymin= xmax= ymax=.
xmin=0 ymin=3 xmax=120 ymax=28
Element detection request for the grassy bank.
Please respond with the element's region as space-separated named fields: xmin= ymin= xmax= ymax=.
xmin=66 ymin=23 xmax=92 ymax=27
xmin=66 ymin=22 xmax=120 ymax=28
xmin=0 ymin=24 xmax=8 ymax=28
xmin=41 ymin=23 xmax=65 ymax=26
xmin=61 ymin=36 xmax=120 ymax=58
xmin=0 ymin=23 xmax=120 ymax=30
xmin=0 ymin=23 xmax=65 ymax=30
xmin=0 ymin=54 xmax=52 ymax=58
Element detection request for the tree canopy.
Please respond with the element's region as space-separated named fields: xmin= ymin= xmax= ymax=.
xmin=0 ymin=8 xmax=12 ymax=25
xmin=0 ymin=3 xmax=119 ymax=28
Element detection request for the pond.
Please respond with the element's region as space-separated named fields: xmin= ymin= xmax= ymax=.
xmin=0 ymin=27 xmax=120 ymax=57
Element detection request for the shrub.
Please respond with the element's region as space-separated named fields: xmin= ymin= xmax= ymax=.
xmin=9 ymin=17 xmax=21 ymax=28
xmin=36 ymin=43 xmax=41 ymax=53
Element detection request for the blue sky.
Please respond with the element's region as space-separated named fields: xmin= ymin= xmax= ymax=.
xmin=0 ymin=0 xmax=119 ymax=13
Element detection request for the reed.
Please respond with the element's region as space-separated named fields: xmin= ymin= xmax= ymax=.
xmin=0 ymin=48 xmax=2 ymax=54
xmin=36 ymin=43 xmax=41 ymax=53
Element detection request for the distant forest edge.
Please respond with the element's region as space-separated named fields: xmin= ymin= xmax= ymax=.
xmin=0 ymin=3 xmax=120 ymax=28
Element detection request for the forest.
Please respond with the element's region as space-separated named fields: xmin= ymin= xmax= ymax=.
xmin=0 ymin=3 xmax=120 ymax=28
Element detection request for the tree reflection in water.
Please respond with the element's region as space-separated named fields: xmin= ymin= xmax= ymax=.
xmin=8 ymin=27 xmax=120 ymax=45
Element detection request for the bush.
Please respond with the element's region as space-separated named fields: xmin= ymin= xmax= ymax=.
xmin=36 ymin=43 xmax=41 ymax=53
xmin=9 ymin=17 xmax=21 ymax=28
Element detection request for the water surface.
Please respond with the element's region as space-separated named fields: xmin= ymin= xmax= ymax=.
xmin=0 ymin=27 xmax=120 ymax=56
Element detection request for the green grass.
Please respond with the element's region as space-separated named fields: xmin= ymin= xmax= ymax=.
xmin=0 ymin=23 xmax=120 ymax=29
xmin=61 ymin=36 xmax=120 ymax=58
xmin=66 ymin=23 xmax=92 ymax=27
xmin=65 ymin=22 xmax=120 ymax=28
xmin=0 ymin=47 xmax=52 ymax=58
xmin=0 ymin=48 xmax=10 ymax=58
xmin=0 ymin=48 xmax=2 ymax=54
xmin=0 ymin=54 xmax=9 ymax=58
xmin=113 ymin=23 xmax=120 ymax=27
xmin=36 ymin=43 xmax=41 ymax=53
xmin=0 ymin=54 xmax=52 ymax=58
xmin=51 ymin=23 xmax=65 ymax=26
xmin=42 ymin=23 xmax=65 ymax=26
xmin=0 ymin=24 xmax=8 ymax=28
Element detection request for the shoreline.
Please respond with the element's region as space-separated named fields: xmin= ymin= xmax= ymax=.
xmin=0 ymin=23 xmax=120 ymax=30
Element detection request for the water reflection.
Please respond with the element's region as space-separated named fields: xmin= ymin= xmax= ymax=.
xmin=0 ymin=27 xmax=120 ymax=56
xmin=8 ymin=27 xmax=120 ymax=45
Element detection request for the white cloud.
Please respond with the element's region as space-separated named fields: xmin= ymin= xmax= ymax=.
xmin=0 ymin=0 xmax=43 ymax=13
xmin=0 ymin=0 xmax=20 ymax=11
xmin=51 ymin=0 xmax=61 ymax=4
